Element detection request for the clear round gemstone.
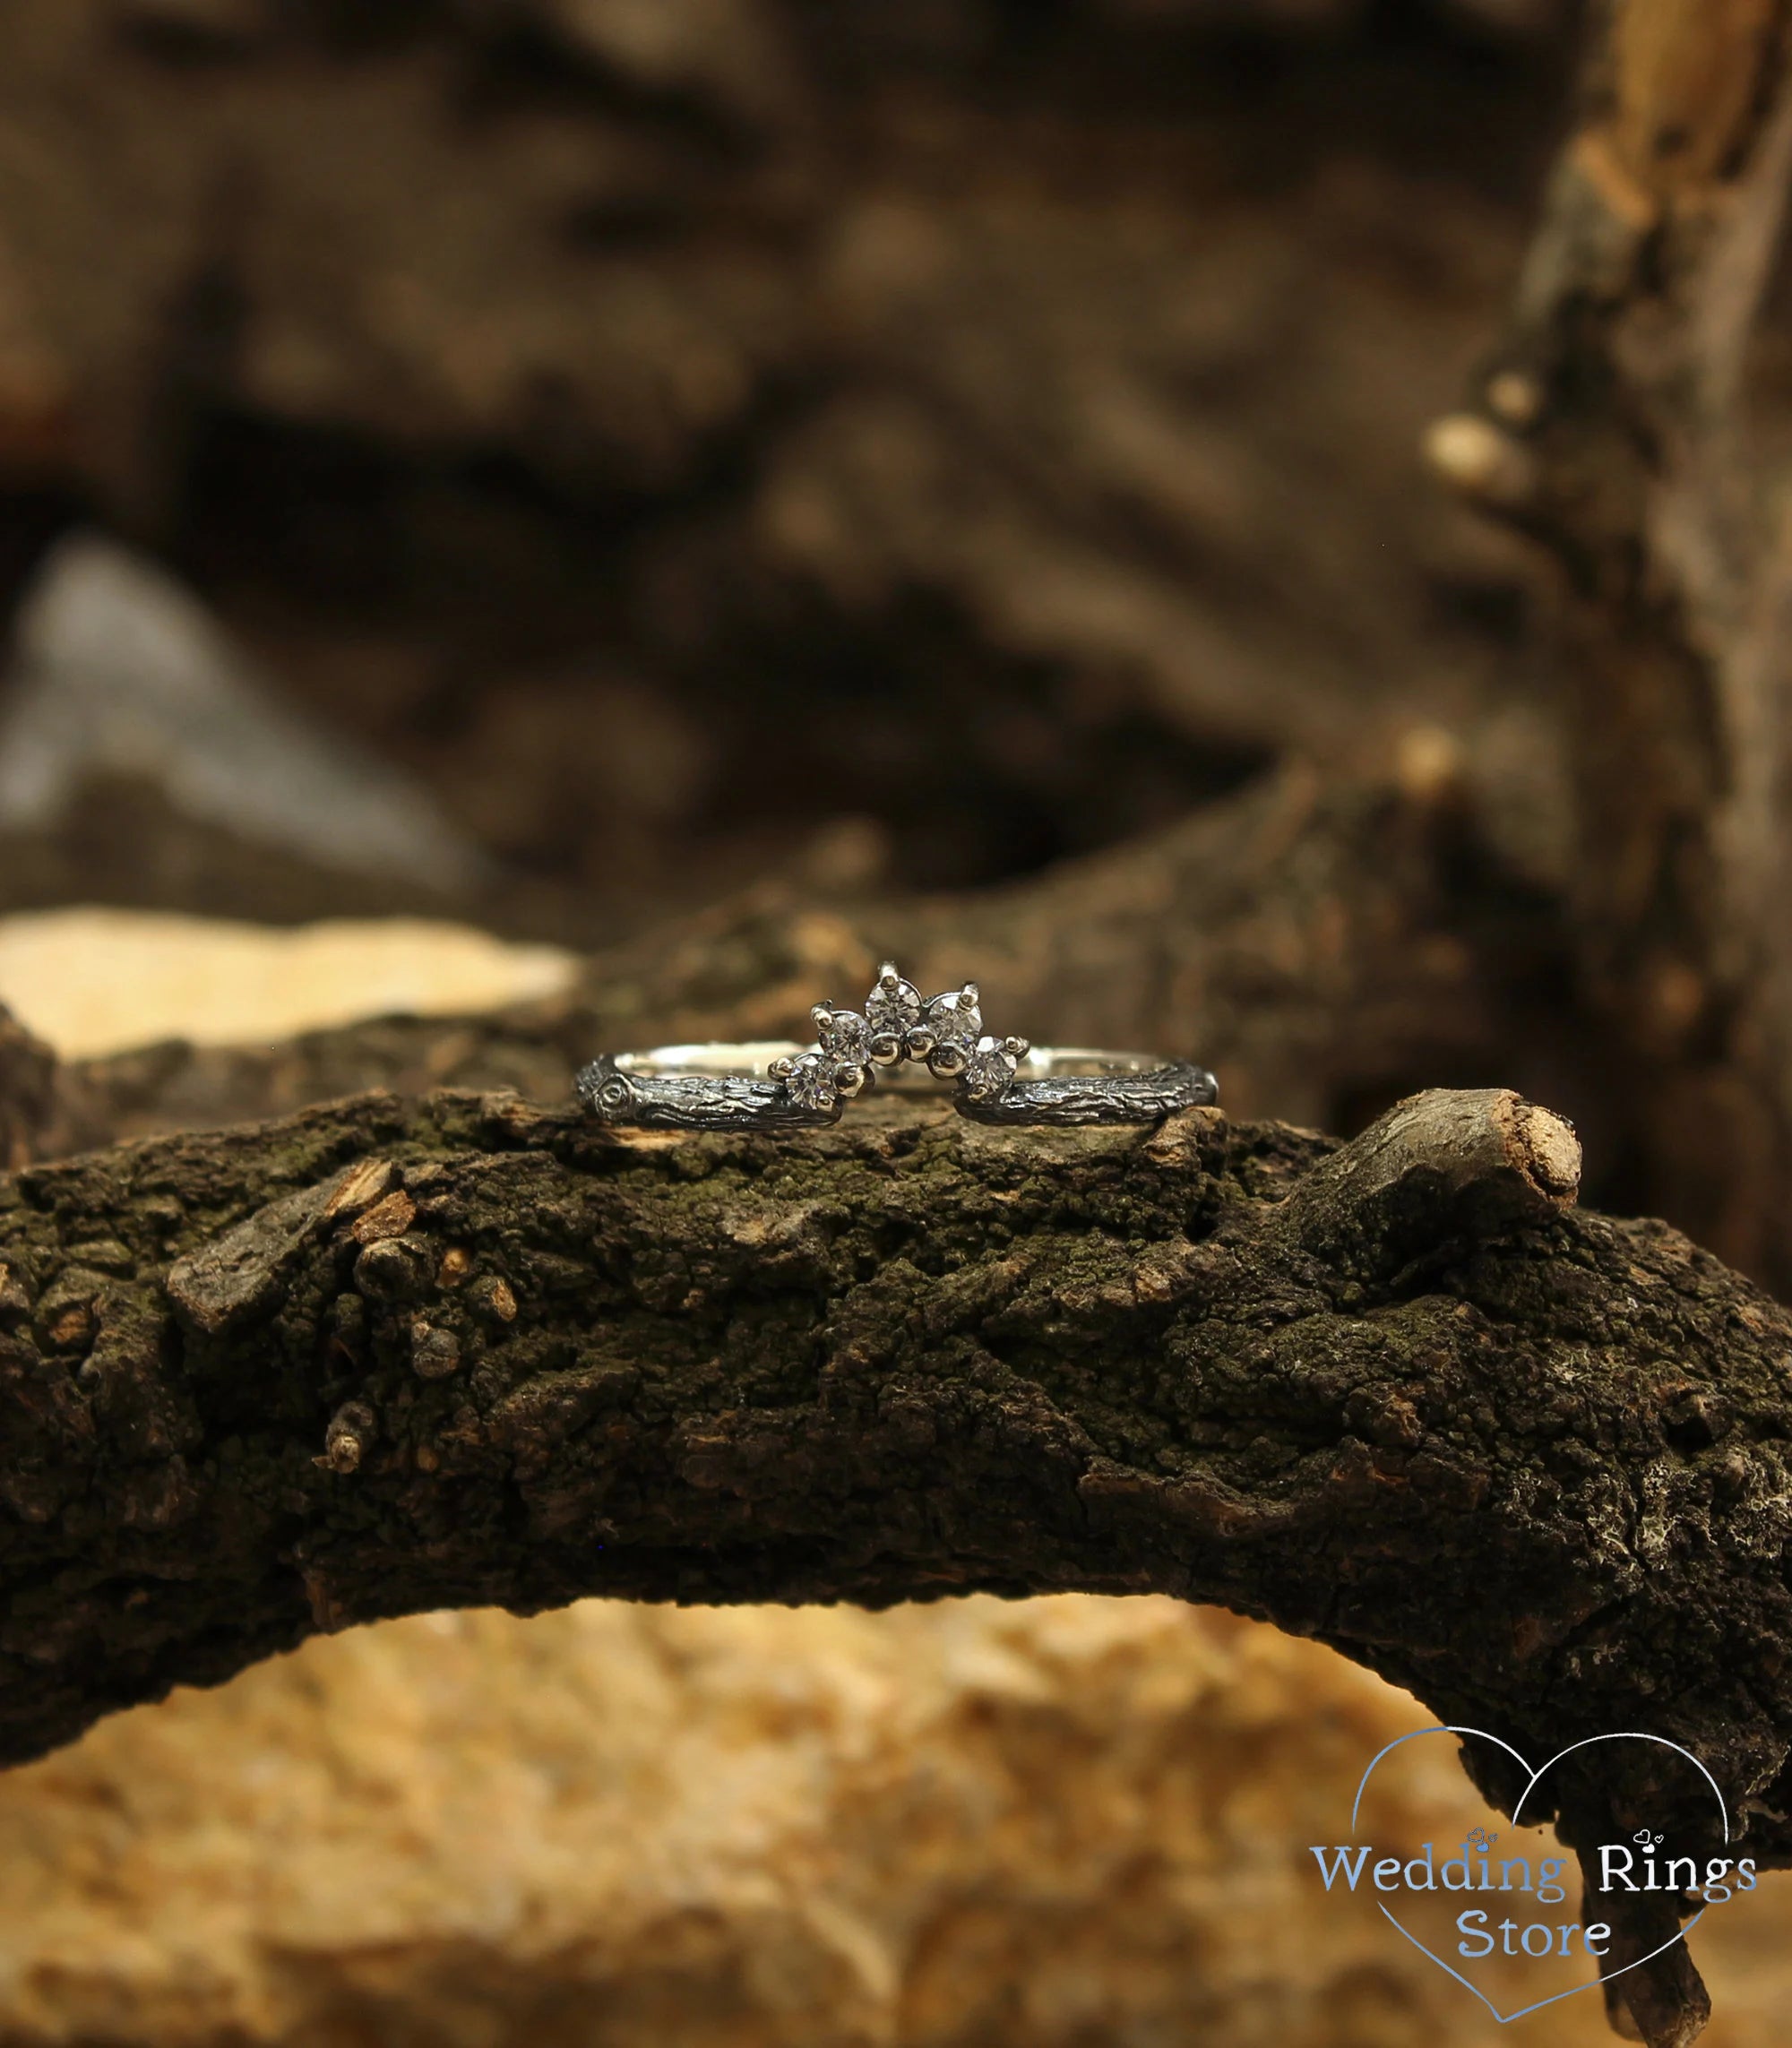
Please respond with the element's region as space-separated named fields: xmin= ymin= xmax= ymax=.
xmin=782 ymin=1053 xmax=836 ymax=1111
xmin=924 ymin=990 xmax=982 ymax=1056
xmin=865 ymin=974 xmax=922 ymax=1045
xmin=816 ymin=1006 xmax=872 ymax=1063
xmin=961 ymin=1036 xmax=1019 ymax=1100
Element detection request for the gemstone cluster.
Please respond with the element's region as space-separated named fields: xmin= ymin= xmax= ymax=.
xmin=768 ymin=960 xmax=1030 ymax=1113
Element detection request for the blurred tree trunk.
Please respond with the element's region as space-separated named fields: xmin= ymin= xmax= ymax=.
xmin=1429 ymin=0 xmax=1792 ymax=1297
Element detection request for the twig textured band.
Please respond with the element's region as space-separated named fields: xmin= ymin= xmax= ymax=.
xmin=574 ymin=963 xmax=1218 ymax=1131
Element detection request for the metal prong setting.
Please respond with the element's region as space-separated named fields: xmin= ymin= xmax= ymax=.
xmin=769 ymin=963 xmax=1027 ymax=1113
xmin=959 ymin=1032 xmax=1033 ymax=1103
xmin=912 ymin=982 xmax=981 ymax=1077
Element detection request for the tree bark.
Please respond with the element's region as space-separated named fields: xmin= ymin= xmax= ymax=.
xmin=4 ymin=1078 xmax=1789 ymax=2044
xmin=0 ymin=1003 xmax=59 ymax=1171
xmin=1427 ymin=0 xmax=1792 ymax=1292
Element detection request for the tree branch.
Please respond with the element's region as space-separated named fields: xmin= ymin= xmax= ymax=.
xmin=4 ymin=1080 xmax=1790 ymax=2043
xmin=0 ymin=1003 xmax=58 ymax=1171
xmin=1426 ymin=0 xmax=1792 ymax=1290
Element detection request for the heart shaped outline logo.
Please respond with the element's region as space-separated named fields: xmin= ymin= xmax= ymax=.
xmin=1348 ymin=1725 xmax=1730 ymax=2026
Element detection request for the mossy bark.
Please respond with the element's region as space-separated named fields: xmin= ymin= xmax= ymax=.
xmin=1 ymin=1079 xmax=1786 ymax=2040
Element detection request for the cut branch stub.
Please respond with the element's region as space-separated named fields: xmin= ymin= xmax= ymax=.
xmin=1275 ymin=1086 xmax=1581 ymax=1276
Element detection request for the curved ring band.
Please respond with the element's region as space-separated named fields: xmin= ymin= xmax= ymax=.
xmin=576 ymin=1042 xmax=1217 ymax=1132
xmin=577 ymin=962 xmax=1217 ymax=1132
xmin=576 ymin=1043 xmax=832 ymax=1132
xmin=945 ymin=1048 xmax=1217 ymax=1126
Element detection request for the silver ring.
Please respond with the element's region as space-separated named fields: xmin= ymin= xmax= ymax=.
xmin=575 ymin=1043 xmax=839 ymax=1132
xmin=574 ymin=963 xmax=1218 ymax=1132
xmin=951 ymin=1047 xmax=1217 ymax=1126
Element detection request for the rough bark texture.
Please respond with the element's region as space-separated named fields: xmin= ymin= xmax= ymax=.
xmin=4 ymin=1078 xmax=1790 ymax=2043
xmin=1428 ymin=0 xmax=1792 ymax=1296
xmin=0 ymin=1004 xmax=60 ymax=1172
